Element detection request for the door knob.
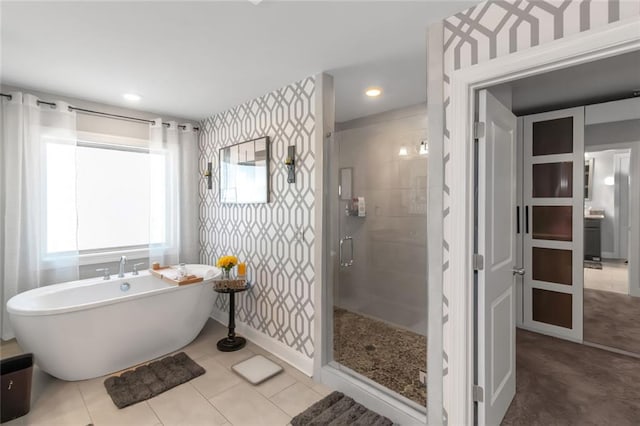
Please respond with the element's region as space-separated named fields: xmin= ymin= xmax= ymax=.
xmin=512 ymin=268 xmax=525 ymax=276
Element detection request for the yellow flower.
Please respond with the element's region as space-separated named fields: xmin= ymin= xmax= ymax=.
xmin=216 ymin=255 xmax=238 ymax=270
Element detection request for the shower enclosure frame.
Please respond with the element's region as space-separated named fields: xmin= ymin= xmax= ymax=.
xmin=312 ymin=73 xmax=429 ymax=425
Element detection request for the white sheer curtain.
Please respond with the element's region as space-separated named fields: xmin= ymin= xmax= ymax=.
xmin=179 ymin=123 xmax=200 ymax=264
xmin=1 ymin=92 xmax=79 ymax=340
xmin=148 ymin=120 xmax=199 ymax=266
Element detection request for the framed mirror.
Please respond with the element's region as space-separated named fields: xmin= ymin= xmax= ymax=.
xmin=584 ymin=157 xmax=594 ymax=200
xmin=220 ymin=136 xmax=270 ymax=204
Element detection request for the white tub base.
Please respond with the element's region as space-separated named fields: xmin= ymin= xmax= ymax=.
xmin=7 ymin=266 xmax=219 ymax=381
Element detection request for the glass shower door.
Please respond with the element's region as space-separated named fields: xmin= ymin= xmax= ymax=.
xmin=330 ymin=120 xmax=429 ymax=408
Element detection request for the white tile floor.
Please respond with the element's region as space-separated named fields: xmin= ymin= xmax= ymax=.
xmin=0 ymin=319 xmax=332 ymax=426
xmin=584 ymin=259 xmax=629 ymax=294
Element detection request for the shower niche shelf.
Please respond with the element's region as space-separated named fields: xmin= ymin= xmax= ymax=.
xmin=344 ymin=197 xmax=366 ymax=217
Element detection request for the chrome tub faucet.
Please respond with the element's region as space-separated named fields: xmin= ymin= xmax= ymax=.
xmin=118 ymin=256 xmax=127 ymax=278
xmin=132 ymin=262 xmax=145 ymax=276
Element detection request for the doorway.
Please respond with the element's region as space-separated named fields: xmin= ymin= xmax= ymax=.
xmin=318 ymin=102 xmax=430 ymax=425
xmin=475 ymin=51 xmax=640 ymax=425
xmin=583 ymin=144 xmax=640 ymax=356
xmin=441 ymin=13 xmax=640 ymax=426
xmin=330 ymin=106 xmax=429 ymax=409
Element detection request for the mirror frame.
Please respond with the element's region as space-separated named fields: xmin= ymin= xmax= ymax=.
xmin=219 ymin=136 xmax=270 ymax=204
xmin=584 ymin=157 xmax=594 ymax=201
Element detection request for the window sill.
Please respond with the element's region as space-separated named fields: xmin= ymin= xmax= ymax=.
xmin=44 ymin=245 xmax=175 ymax=267
xmin=78 ymin=248 xmax=150 ymax=266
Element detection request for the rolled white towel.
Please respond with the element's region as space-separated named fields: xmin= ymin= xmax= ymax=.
xmin=204 ymin=268 xmax=219 ymax=280
xmin=179 ymin=264 xmax=221 ymax=280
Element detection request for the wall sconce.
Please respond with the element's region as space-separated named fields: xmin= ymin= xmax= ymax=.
xmin=204 ymin=162 xmax=212 ymax=190
xmin=419 ymin=140 xmax=429 ymax=155
xmin=398 ymin=146 xmax=408 ymax=157
xmin=285 ymin=146 xmax=295 ymax=183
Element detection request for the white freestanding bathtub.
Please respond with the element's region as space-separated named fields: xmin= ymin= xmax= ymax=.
xmin=7 ymin=265 xmax=220 ymax=381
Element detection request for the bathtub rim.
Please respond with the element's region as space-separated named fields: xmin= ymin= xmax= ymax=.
xmin=7 ymin=265 xmax=220 ymax=317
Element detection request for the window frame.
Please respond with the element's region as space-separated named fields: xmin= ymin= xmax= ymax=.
xmin=42 ymin=132 xmax=173 ymax=266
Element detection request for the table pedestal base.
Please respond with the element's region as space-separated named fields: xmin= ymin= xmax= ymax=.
xmin=216 ymin=336 xmax=246 ymax=352
xmin=215 ymin=289 xmax=247 ymax=352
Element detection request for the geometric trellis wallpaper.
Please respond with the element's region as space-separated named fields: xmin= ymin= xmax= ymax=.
xmin=198 ymin=76 xmax=316 ymax=359
xmin=440 ymin=1 xmax=639 ymax=423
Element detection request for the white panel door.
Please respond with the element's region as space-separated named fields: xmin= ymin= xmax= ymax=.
xmin=477 ymin=90 xmax=517 ymax=426
xmin=516 ymin=117 xmax=525 ymax=326
xmin=523 ymin=107 xmax=584 ymax=342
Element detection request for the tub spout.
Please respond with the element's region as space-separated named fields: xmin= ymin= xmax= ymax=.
xmin=118 ymin=256 xmax=127 ymax=278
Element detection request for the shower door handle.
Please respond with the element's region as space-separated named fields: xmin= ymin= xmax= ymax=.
xmin=339 ymin=236 xmax=354 ymax=267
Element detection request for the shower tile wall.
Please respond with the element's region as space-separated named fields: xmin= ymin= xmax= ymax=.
xmin=335 ymin=107 xmax=428 ymax=335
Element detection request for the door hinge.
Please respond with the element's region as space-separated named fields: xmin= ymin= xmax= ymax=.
xmin=473 ymin=385 xmax=484 ymax=402
xmin=473 ymin=122 xmax=485 ymax=139
xmin=473 ymin=253 xmax=484 ymax=271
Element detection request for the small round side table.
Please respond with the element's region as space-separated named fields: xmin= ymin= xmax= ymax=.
xmin=214 ymin=285 xmax=249 ymax=352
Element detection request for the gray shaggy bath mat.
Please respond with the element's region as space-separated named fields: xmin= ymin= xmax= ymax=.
xmin=104 ymin=352 xmax=205 ymax=408
xmin=291 ymin=391 xmax=394 ymax=426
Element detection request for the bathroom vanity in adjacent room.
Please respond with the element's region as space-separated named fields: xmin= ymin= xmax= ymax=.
xmin=584 ymin=214 xmax=603 ymax=261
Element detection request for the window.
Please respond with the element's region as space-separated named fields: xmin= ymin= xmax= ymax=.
xmin=45 ymin=138 xmax=168 ymax=256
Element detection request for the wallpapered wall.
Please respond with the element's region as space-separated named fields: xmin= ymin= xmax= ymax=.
xmin=199 ymin=76 xmax=316 ymax=359
xmin=439 ymin=1 xmax=639 ymax=423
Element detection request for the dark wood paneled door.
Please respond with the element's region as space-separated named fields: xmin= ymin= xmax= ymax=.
xmin=523 ymin=108 xmax=584 ymax=341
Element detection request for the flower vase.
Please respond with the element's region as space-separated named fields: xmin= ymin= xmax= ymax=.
xmin=221 ymin=268 xmax=232 ymax=280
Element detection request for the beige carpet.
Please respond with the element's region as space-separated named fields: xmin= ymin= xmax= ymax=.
xmin=584 ymin=288 xmax=640 ymax=355
xmin=333 ymin=308 xmax=426 ymax=406
xmin=503 ymin=330 xmax=640 ymax=425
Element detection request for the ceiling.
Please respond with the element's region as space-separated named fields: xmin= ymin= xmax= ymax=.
xmin=495 ymin=50 xmax=640 ymax=116
xmin=0 ymin=1 xmax=475 ymax=122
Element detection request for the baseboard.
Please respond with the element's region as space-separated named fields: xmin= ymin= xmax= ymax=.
xmin=210 ymin=309 xmax=313 ymax=376
xmin=583 ymin=340 xmax=640 ymax=359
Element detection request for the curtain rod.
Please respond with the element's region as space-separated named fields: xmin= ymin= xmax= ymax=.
xmin=0 ymin=92 xmax=199 ymax=131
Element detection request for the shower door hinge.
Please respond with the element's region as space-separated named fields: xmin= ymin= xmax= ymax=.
xmin=473 ymin=385 xmax=484 ymax=402
xmin=473 ymin=253 xmax=484 ymax=271
xmin=473 ymin=122 xmax=485 ymax=139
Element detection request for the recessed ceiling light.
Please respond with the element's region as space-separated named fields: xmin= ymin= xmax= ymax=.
xmin=123 ymin=93 xmax=141 ymax=102
xmin=365 ymin=87 xmax=382 ymax=97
